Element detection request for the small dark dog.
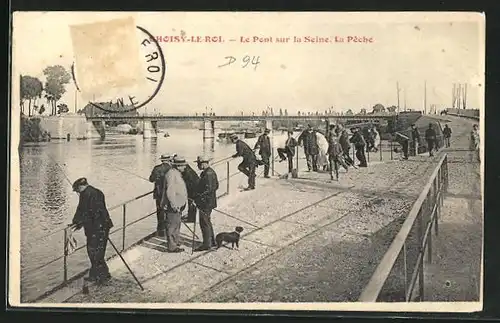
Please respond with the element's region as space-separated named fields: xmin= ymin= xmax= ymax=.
xmin=215 ymin=226 xmax=244 ymax=249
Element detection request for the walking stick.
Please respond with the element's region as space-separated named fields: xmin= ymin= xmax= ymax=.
xmin=191 ymin=212 xmax=197 ymax=255
xmin=107 ymin=237 xmax=144 ymax=291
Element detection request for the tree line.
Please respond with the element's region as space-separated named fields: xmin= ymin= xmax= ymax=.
xmin=20 ymin=65 xmax=71 ymax=117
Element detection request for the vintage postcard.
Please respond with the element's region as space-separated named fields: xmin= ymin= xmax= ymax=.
xmin=9 ymin=11 xmax=484 ymax=312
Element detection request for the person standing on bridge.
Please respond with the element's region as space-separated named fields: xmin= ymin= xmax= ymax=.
xmin=161 ymin=156 xmax=189 ymax=253
xmin=443 ymin=124 xmax=452 ymax=148
xmin=194 ymin=155 xmax=219 ymax=251
xmin=230 ymin=134 xmax=258 ymax=190
xmin=425 ymin=123 xmax=437 ymax=157
xmin=70 ymin=178 xmax=113 ymax=284
xmin=149 ymin=154 xmax=174 ymax=238
xmin=254 ymin=128 xmax=271 ymax=178
xmin=349 ymin=127 xmax=368 ymax=167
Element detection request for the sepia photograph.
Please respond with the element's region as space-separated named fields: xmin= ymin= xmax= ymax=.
xmin=9 ymin=11 xmax=484 ymax=312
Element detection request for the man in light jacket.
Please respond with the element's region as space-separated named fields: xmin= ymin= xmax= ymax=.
xmin=161 ymin=156 xmax=189 ymax=253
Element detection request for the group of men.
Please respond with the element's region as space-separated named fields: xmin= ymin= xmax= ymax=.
xmin=149 ymin=154 xmax=220 ymax=252
xmin=295 ymin=124 xmax=367 ymax=173
xmin=395 ymin=123 xmax=450 ymax=160
xmin=68 ymin=153 xmax=221 ymax=285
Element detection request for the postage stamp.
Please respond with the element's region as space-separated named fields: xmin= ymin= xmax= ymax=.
xmin=10 ymin=11 xmax=484 ymax=313
xmin=70 ymin=17 xmax=166 ymax=113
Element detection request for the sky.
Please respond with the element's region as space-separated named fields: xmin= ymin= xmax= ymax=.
xmin=12 ymin=12 xmax=484 ymax=115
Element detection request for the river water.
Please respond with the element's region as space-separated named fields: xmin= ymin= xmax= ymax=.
xmin=19 ymin=128 xmax=291 ymax=302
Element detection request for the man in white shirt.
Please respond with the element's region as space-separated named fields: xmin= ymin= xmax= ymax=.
xmin=161 ymin=156 xmax=189 ymax=253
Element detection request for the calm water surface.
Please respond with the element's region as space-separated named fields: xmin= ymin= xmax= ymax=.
xmin=19 ymin=128 xmax=290 ymax=302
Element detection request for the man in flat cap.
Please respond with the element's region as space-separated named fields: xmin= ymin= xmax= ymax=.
xmin=149 ymin=153 xmax=174 ymax=238
xmin=161 ymin=156 xmax=189 ymax=253
xmin=70 ymin=178 xmax=113 ymax=284
xmin=349 ymin=127 xmax=368 ymax=167
xmin=254 ymin=128 xmax=271 ymax=178
xmin=194 ymin=155 xmax=219 ymax=251
xmin=230 ymin=134 xmax=257 ymax=190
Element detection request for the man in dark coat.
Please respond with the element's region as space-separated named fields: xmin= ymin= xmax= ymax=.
xmin=194 ymin=155 xmax=219 ymax=251
xmin=180 ymin=163 xmax=200 ymax=223
xmin=277 ymin=130 xmax=298 ymax=174
xmin=70 ymin=178 xmax=113 ymax=284
xmin=425 ymin=123 xmax=437 ymax=157
xmin=254 ymin=128 xmax=271 ymax=178
xmin=349 ymin=127 xmax=368 ymax=167
xmin=443 ymin=124 xmax=452 ymax=148
xmin=297 ymin=124 xmax=320 ymax=171
xmin=327 ymin=132 xmax=348 ymax=180
xmin=411 ymin=124 xmax=420 ymax=156
xmin=337 ymin=125 xmax=354 ymax=167
xmin=149 ymin=154 xmax=174 ymax=237
xmin=395 ymin=132 xmax=410 ymax=160
xmin=231 ymin=134 xmax=257 ymax=190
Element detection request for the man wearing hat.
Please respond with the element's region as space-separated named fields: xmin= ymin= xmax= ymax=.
xmin=424 ymin=123 xmax=437 ymax=157
xmin=179 ymin=160 xmax=200 ymax=223
xmin=254 ymin=128 xmax=272 ymax=178
xmin=70 ymin=178 xmax=113 ymax=284
xmin=149 ymin=154 xmax=174 ymax=238
xmin=411 ymin=124 xmax=421 ymax=156
xmin=349 ymin=127 xmax=368 ymax=167
xmin=160 ymin=156 xmax=189 ymax=253
xmin=337 ymin=124 xmax=355 ymax=167
xmin=230 ymin=134 xmax=258 ymax=190
xmin=277 ymin=130 xmax=298 ymax=174
xmin=297 ymin=124 xmax=320 ymax=172
xmin=194 ymin=155 xmax=219 ymax=251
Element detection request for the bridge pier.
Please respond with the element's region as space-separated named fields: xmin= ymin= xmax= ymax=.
xmin=86 ymin=120 xmax=104 ymax=139
xmin=142 ymin=120 xmax=157 ymax=139
xmin=202 ymin=119 xmax=215 ymax=139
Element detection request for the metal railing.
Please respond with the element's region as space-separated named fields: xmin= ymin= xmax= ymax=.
xmin=358 ymin=153 xmax=449 ymax=302
xmin=24 ymin=158 xmax=238 ymax=302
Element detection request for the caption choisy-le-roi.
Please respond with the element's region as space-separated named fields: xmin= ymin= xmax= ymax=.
xmin=150 ymin=35 xmax=374 ymax=44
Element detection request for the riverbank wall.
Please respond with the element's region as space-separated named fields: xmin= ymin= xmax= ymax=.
xmin=37 ymin=114 xmax=87 ymax=140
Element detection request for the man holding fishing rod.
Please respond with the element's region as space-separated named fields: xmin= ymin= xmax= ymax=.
xmin=149 ymin=153 xmax=175 ymax=238
xmin=69 ymin=178 xmax=113 ymax=285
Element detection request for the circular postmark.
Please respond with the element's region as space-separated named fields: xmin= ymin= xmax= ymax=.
xmin=71 ymin=25 xmax=166 ymax=113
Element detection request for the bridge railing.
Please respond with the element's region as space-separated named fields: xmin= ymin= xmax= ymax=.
xmin=358 ymin=153 xmax=449 ymax=302
xmin=23 ymin=158 xmax=237 ymax=303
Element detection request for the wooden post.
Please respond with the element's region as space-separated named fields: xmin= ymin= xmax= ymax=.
xmin=63 ymin=228 xmax=68 ymax=283
xmin=226 ymin=161 xmax=230 ymax=194
xmin=122 ymin=204 xmax=126 ymax=251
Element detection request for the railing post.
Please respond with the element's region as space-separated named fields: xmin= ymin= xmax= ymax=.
xmin=63 ymin=228 xmax=68 ymax=283
xmin=380 ymin=140 xmax=383 ymax=161
xmin=418 ymin=210 xmax=425 ymax=301
xmin=226 ymin=161 xmax=230 ymax=195
xmin=122 ymin=204 xmax=126 ymax=252
xmin=403 ymin=242 xmax=408 ymax=301
xmin=390 ymin=136 xmax=393 ymax=160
